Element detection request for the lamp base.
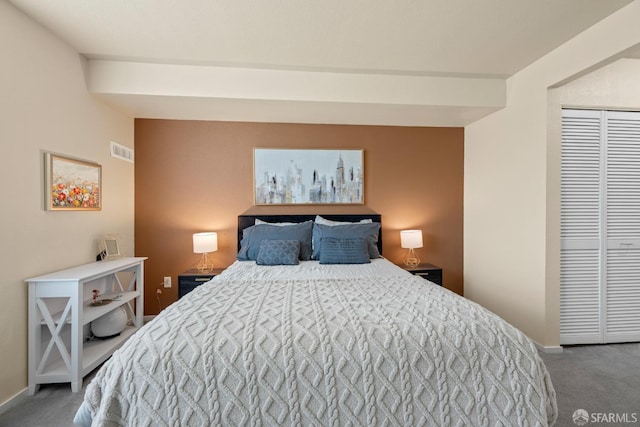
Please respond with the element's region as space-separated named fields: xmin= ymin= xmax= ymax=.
xmin=196 ymin=252 xmax=214 ymax=273
xmin=402 ymin=248 xmax=420 ymax=268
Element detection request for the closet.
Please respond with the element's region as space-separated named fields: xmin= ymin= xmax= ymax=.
xmin=561 ymin=109 xmax=640 ymax=345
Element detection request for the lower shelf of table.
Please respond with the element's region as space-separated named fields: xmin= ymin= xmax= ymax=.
xmin=34 ymin=325 xmax=138 ymax=384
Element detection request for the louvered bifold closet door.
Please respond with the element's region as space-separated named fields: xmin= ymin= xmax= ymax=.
xmin=605 ymin=111 xmax=640 ymax=342
xmin=560 ymin=109 xmax=602 ymax=344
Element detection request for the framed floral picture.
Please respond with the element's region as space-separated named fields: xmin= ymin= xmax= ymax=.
xmin=45 ymin=153 xmax=101 ymax=211
xmin=254 ymin=148 xmax=364 ymax=205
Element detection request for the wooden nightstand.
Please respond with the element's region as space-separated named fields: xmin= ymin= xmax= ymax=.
xmin=178 ymin=268 xmax=225 ymax=299
xmin=400 ymin=263 xmax=443 ymax=286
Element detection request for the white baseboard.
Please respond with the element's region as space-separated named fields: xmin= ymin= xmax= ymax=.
xmin=533 ymin=341 xmax=564 ymax=354
xmin=0 ymin=387 xmax=28 ymax=416
xmin=143 ymin=315 xmax=156 ymax=322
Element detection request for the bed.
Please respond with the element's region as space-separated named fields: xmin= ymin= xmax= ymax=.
xmin=75 ymin=214 xmax=557 ymax=426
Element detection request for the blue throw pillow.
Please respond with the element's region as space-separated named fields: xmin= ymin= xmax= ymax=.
xmin=312 ymin=222 xmax=381 ymax=260
xmin=319 ymin=237 xmax=371 ymax=264
xmin=238 ymin=221 xmax=313 ymax=261
xmin=256 ymin=240 xmax=301 ymax=265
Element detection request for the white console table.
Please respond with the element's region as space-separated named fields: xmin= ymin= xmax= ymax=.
xmin=25 ymin=257 xmax=147 ymax=394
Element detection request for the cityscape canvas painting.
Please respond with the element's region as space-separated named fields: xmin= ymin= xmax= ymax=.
xmin=254 ymin=148 xmax=364 ymax=205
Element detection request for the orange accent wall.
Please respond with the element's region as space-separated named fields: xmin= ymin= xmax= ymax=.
xmin=135 ymin=119 xmax=463 ymax=314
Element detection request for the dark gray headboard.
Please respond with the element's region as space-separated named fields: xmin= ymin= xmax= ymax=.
xmin=237 ymin=213 xmax=383 ymax=255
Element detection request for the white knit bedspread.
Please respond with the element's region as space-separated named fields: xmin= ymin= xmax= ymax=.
xmin=77 ymin=261 xmax=557 ymax=426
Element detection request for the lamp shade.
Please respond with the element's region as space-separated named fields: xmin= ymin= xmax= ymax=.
xmin=193 ymin=232 xmax=218 ymax=253
xmin=400 ymin=230 xmax=423 ymax=249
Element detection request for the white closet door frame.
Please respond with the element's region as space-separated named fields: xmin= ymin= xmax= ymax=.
xmin=604 ymin=110 xmax=640 ymax=343
xmin=561 ymin=108 xmax=640 ymax=345
xmin=560 ymin=108 xmax=604 ymax=344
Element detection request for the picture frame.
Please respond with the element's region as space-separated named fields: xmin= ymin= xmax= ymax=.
xmin=45 ymin=153 xmax=101 ymax=211
xmin=104 ymin=239 xmax=120 ymax=257
xmin=96 ymin=234 xmax=123 ymax=261
xmin=254 ymin=148 xmax=364 ymax=205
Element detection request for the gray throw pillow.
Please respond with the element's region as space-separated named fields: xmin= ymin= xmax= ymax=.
xmin=312 ymin=222 xmax=381 ymax=260
xmin=319 ymin=237 xmax=371 ymax=264
xmin=238 ymin=221 xmax=313 ymax=261
xmin=256 ymin=240 xmax=301 ymax=265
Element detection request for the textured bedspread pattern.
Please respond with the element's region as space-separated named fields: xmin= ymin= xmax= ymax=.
xmin=83 ymin=274 xmax=557 ymax=426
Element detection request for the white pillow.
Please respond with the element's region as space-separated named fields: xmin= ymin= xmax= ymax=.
xmin=255 ymin=219 xmax=297 ymax=226
xmin=314 ymin=215 xmax=373 ymax=226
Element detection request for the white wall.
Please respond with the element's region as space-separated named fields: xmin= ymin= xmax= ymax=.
xmin=545 ymin=58 xmax=640 ymax=345
xmin=465 ymin=1 xmax=640 ymax=347
xmin=551 ymin=58 xmax=640 ymax=108
xmin=0 ymin=2 xmax=134 ymax=405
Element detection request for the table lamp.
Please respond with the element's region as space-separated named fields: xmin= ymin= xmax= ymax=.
xmin=400 ymin=229 xmax=423 ymax=267
xmin=193 ymin=232 xmax=218 ymax=273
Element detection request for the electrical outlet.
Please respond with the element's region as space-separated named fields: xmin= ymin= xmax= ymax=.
xmin=163 ymin=276 xmax=171 ymax=288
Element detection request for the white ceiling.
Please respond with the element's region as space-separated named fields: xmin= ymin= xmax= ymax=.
xmin=8 ymin=0 xmax=636 ymax=126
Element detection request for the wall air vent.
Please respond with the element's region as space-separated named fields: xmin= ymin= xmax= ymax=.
xmin=110 ymin=141 xmax=134 ymax=163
